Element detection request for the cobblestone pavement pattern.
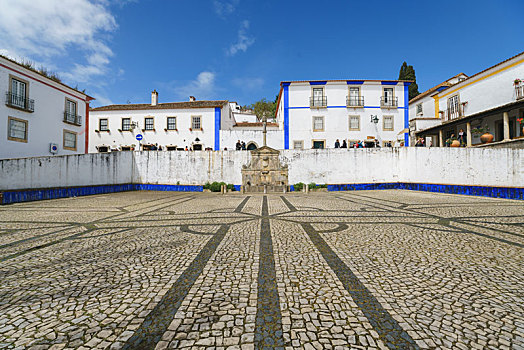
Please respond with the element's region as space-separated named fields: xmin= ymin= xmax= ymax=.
xmin=0 ymin=190 xmax=523 ymax=349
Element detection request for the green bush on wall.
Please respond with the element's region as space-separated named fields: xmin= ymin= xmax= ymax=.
xmin=294 ymin=182 xmax=304 ymax=192
xmin=204 ymin=182 xmax=236 ymax=192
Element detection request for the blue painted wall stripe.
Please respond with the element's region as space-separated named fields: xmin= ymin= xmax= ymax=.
xmin=347 ymin=81 xmax=364 ymax=85
xmin=284 ymin=84 xmax=290 ymax=149
xmin=214 ymin=107 xmax=221 ymax=151
xmin=404 ymin=84 xmax=409 ymax=146
xmin=381 ymin=81 xmax=398 ymax=85
xmin=309 ymin=81 xmax=327 ymax=85
xmin=288 ymin=105 xmax=408 ymax=110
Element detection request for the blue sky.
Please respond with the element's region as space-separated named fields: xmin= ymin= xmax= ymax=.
xmin=0 ymin=0 xmax=523 ymax=107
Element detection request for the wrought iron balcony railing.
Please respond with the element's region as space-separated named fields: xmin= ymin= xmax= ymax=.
xmin=310 ymin=96 xmax=327 ymax=107
xmin=5 ymin=92 xmax=34 ymax=112
xmin=346 ymin=96 xmax=364 ymax=107
xmin=64 ymin=111 xmax=82 ymax=125
xmin=516 ymin=85 xmax=524 ymax=100
xmin=380 ymin=96 xmax=398 ymax=108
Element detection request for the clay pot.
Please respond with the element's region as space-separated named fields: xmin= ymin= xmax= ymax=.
xmin=450 ymin=140 xmax=460 ymax=147
xmin=480 ymin=133 xmax=494 ymax=144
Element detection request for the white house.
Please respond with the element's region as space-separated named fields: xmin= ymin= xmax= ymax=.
xmin=275 ymin=79 xmax=411 ymax=149
xmin=408 ymin=73 xmax=468 ymax=145
xmin=415 ymin=51 xmax=524 ymax=147
xmin=89 ymin=92 xmax=232 ymax=152
xmin=0 ymin=56 xmax=92 ymax=160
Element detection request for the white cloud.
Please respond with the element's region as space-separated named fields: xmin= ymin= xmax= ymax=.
xmin=0 ymin=0 xmax=117 ymax=83
xmin=175 ymin=72 xmax=217 ymax=100
xmin=227 ymin=20 xmax=255 ymax=56
xmin=213 ymin=0 xmax=239 ymax=17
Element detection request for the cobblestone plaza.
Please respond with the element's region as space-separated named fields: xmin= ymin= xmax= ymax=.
xmin=0 ymin=191 xmax=523 ymax=349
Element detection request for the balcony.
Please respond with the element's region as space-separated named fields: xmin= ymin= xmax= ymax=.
xmin=516 ymin=85 xmax=524 ymax=100
xmin=380 ymin=96 xmax=398 ymax=108
xmin=64 ymin=111 xmax=82 ymax=126
xmin=346 ymin=96 xmax=364 ymax=107
xmin=443 ymin=105 xmax=464 ymax=122
xmin=5 ymin=92 xmax=34 ymax=112
xmin=310 ymin=96 xmax=327 ymax=108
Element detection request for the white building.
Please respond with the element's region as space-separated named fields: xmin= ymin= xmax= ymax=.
xmin=414 ymin=51 xmax=524 ymax=147
xmin=0 ymin=56 xmax=92 ymax=159
xmin=89 ymin=92 xmax=232 ymax=152
xmin=275 ymin=79 xmax=411 ymax=149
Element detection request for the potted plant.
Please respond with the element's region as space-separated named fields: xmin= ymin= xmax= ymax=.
xmin=472 ymin=124 xmax=493 ymax=143
xmin=518 ymin=117 xmax=524 ymax=136
xmin=514 ymin=78 xmax=522 ymax=86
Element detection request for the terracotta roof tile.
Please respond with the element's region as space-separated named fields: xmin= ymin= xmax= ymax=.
xmin=91 ymin=100 xmax=228 ymax=111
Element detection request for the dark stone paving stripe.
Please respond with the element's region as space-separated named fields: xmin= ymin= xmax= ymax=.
xmin=255 ymin=196 xmax=284 ymax=349
xmin=279 ymin=196 xmax=297 ymax=212
xmin=234 ymin=196 xmax=251 ymax=213
xmin=122 ymin=224 xmax=229 ymax=349
xmin=300 ymin=223 xmax=419 ymax=350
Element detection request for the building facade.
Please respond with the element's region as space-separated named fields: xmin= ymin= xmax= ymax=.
xmin=275 ymin=80 xmax=411 ymax=149
xmin=415 ymin=51 xmax=524 ymax=147
xmin=0 ymin=56 xmax=92 ymax=160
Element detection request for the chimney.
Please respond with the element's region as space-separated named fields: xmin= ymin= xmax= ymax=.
xmin=189 ymin=96 xmax=196 ymax=102
xmin=151 ymin=90 xmax=158 ymax=106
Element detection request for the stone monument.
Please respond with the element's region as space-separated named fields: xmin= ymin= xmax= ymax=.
xmin=241 ymin=115 xmax=288 ymax=192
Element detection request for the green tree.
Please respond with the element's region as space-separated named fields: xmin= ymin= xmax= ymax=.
xmin=399 ymin=62 xmax=420 ymax=100
xmin=249 ymin=98 xmax=276 ymax=121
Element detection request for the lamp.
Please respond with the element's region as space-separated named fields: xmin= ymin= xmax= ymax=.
xmin=370 ymin=115 xmax=379 ymax=123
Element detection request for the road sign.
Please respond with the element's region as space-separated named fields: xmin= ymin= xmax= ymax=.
xmin=136 ymin=134 xmax=143 ymax=141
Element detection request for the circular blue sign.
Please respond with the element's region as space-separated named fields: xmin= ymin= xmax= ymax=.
xmin=135 ymin=134 xmax=143 ymax=141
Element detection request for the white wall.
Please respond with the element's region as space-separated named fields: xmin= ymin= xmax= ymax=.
xmin=1 ymin=148 xmax=522 ymax=191
xmin=220 ymin=129 xmax=283 ymax=150
xmin=0 ymin=152 xmax=133 ymax=190
xmin=0 ymin=57 xmax=89 ymax=160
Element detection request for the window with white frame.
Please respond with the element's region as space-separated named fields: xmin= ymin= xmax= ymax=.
xmin=10 ymin=78 xmax=27 ymax=109
xmin=416 ymin=103 xmax=423 ymax=115
xmin=311 ymin=87 xmax=326 ymax=107
xmin=122 ymin=118 xmax=131 ymax=131
xmin=313 ymin=116 xmax=324 ymax=131
xmin=8 ymin=117 xmax=28 ymax=142
xmin=167 ymin=117 xmax=177 ymax=130
xmin=348 ymin=87 xmax=362 ymax=106
xmin=65 ymin=99 xmax=78 ymax=124
xmin=191 ymin=116 xmax=201 ymax=130
xmin=145 ymin=117 xmax=154 ymax=130
xmin=63 ymin=130 xmax=77 ymax=151
xmin=293 ymin=140 xmax=304 ymax=149
xmin=99 ymin=119 xmax=108 ymax=131
xmin=383 ymin=115 xmax=394 ymax=131
xmin=349 ymin=115 xmax=360 ymax=130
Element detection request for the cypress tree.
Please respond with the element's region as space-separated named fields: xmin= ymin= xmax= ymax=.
xmin=399 ymin=62 xmax=420 ymax=100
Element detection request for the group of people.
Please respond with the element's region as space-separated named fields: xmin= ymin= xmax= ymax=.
xmin=235 ymin=140 xmax=247 ymax=150
xmin=334 ymin=139 xmax=382 ymax=148
xmin=444 ymin=129 xmax=467 ymax=147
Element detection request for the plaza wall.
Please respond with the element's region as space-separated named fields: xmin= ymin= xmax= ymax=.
xmin=0 ymin=148 xmax=522 ymax=201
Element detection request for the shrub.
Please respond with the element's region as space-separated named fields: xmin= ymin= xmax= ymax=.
xmin=294 ymin=182 xmax=304 ymax=192
xmin=227 ymin=184 xmax=236 ymax=191
xmin=308 ymin=182 xmax=317 ymax=189
xmin=203 ymin=182 xmax=211 ymax=190
xmin=209 ymin=181 xmax=226 ymax=192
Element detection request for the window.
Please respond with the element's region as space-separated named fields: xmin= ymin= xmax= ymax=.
xmin=63 ymin=130 xmax=77 ymax=151
xmin=145 ymin=117 xmax=154 ymax=130
xmin=7 ymin=117 xmax=28 ymax=143
xmin=293 ymin=140 xmax=304 ymax=149
xmin=383 ymin=88 xmax=394 ymax=102
xmin=447 ymin=95 xmax=461 ymax=120
xmin=9 ymin=77 xmax=27 ymax=109
xmin=416 ymin=103 xmax=423 ymax=115
xmin=348 ymin=87 xmax=363 ymax=106
xmin=349 ymin=115 xmax=360 ymax=130
xmin=381 ymin=87 xmax=397 ymax=107
xmin=122 ymin=118 xmax=131 ymax=131
xmin=313 ymin=116 xmax=324 ymax=131
xmin=64 ymin=99 xmax=79 ymax=124
xmin=312 ymin=140 xmax=325 ymax=149
xmin=191 ymin=116 xmax=201 ymax=130
xmin=99 ymin=119 xmax=108 ymax=131
xmin=383 ymin=115 xmax=394 ymax=131
xmin=167 ymin=117 xmax=177 ymax=130
xmin=311 ymin=87 xmax=326 ymax=107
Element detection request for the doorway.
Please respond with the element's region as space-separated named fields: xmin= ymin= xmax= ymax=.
xmin=312 ymin=140 xmax=325 ymax=149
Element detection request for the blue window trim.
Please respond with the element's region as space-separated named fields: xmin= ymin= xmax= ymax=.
xmin=347 ymin=81 xmax=364 ymax=85
xmin=283 ymin=84 xmax=290 ymax=149
xmin=309 ymin=81 xmax=327 ymax=85
xmin=214 ymin=107 xmax=221 ymax=150
xmin=381 ymin=81 xmax=398 ymax=85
